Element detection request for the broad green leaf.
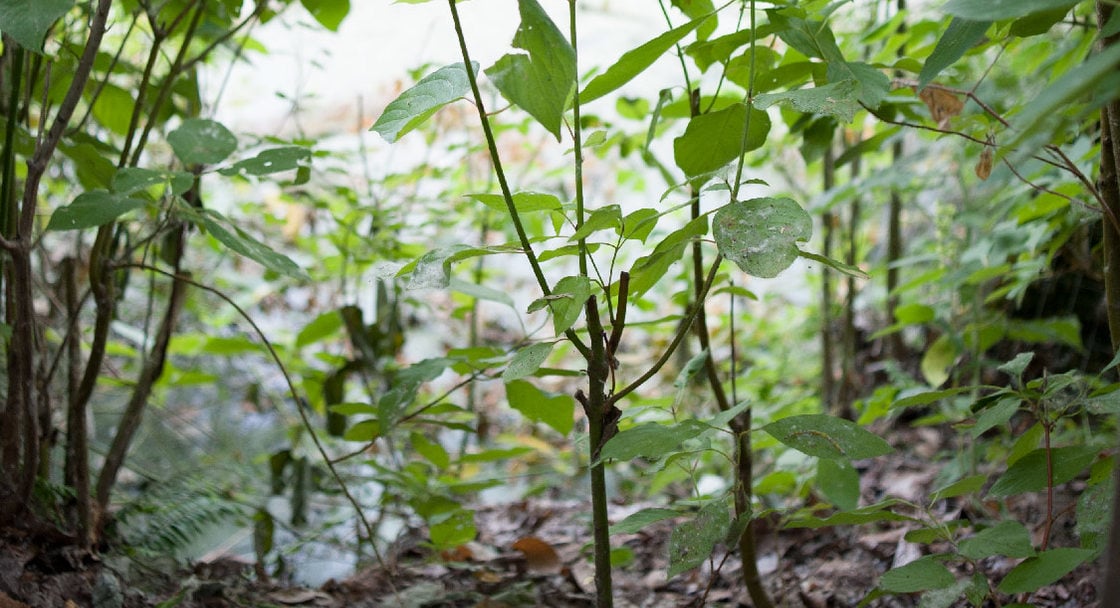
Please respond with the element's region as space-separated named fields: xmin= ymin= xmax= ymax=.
xmin=466 ymin=191 xmax=561 ymax=214
xmin=942 ymin=0 xmax=1080 ymax=21
xmin=168 ymin=118 xmax=238 ymax=165
xmin=919 ymin=18 xmax=992 ymax=89
xmin=449 ymin=277 xmax=515 ymax=308
xmin=628 ymin=215 xmax=708 ymax=297
xmin=769 ymin=10 xmax=845 ymax=62
xmin=219 ymin=146 xmax=310 ymax=177
xmin=987 ymin=445 xmax=1099 ymax=497
xmin=571 ymin=205 xmax=622 ymax=242
xmin=998 ymin=352 xmax=1035 ymax=379
xmin=671 ymin=0 xmax=716 ymax=40
xmin=880 ymin=557 xmax=955 ymax=593
xmin=581 ymin=15 xmax=707 ymax=103
xmin=91 ymin=84 xmax=135 ymax=135
xmin=373 ymin=63 xmax=477 ymax=143
xmin=1005 ymin=42 xmax=1120 ymax=152
xmin=929 ymin=474 xmax=987 ymax=502
xmin=817 ymin=458 xmax=859 ymax=511
xmin=295 ymin=310 xmax=343 ymax=348
xmin=713 ymin=197 xmax=812 ymax=279
xmin=112 ymin=168 xmax=194 ymax=196
xmin=485 ymin=0 xmax=575 ymax=140
xmin=1010 ymin=6 xmax=1070 ymax=36
xmin=549 ymin=275 xmax=591 ymax=335
xmin=825 ymin=62 xmax=889 ymax=108
xmin=410 ymin=431 xmax=450 ymax=469
xmin=429 ymin=509 xmax=476 ymax=549
xmin=505 ymin=379 xmax=574 ymax=435
xmin=673 ymin=103 xmax=770 ymax=178
xmin=598 ymin=420 xmax=708 ymax=462
xmin=612 ymin=508 xmax=679 ymax=535
xmin=674 ymin=350 xmax=710 ymax=389
xmin=891 ymin=386 xmax=977 ymax=409
xmin=621 ymin=208 xmax=659 ymax=242
xmin=997 ymin=548 xmax=1094 ymax=594
xmin=1076 ymin=478 xmax=1112 ymax=553
xmin=177 ymin=205 xmax=308 ymax=279
xmin=754 ymin=80 xmax=861 ymax=123
xmin=667 ymin=499 xmax=730 ymax=578
xmin=787 ymin=500 xmax=915 ymax=528
xmin=342 ymin=419 xmax=380 ymax=442
xmin=920 ymin=334 xmax=957 ymax=387
xmin=47 ymin=190 xmax=145 ymax=231
xmin=970 ymin=396 xmax=1020 ymax=438
xmin=502 ymin=342 xmax=555 ymax=381
xmin=959 ymin=521 xmax=1035 ymax=559
xmin=0 ymin=0 xmax=73 ymax=53
xmin=300 ymin=0 xmax=349 ymax=31
xmin=408 ymin=245 xmax=472 ymax=289
xmin=763 ymin=414 xmax=893 ymax=461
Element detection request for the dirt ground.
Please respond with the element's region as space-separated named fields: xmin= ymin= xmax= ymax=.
xmin=0 ymin=425 xmax=1105 ymax=608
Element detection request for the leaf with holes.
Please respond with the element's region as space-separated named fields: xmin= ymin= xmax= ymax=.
xmin=168 ymin=118 xmax=238 ymax=165
xmin=713 ymin=197 xmax=811 ymax=278
xmin=47 ymin=191 xmax=145 ymax=231
xmin=667 ymin=499 xmax=730 ymax=578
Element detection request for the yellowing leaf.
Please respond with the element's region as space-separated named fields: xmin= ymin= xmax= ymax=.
xmin=918 ymin=87 xmax=964 ymax=127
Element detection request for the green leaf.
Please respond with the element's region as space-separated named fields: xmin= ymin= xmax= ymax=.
xmin=549 ymin=275 xmax=592 ymax=335
xmin=673 ymin=103 xmax=770 ymax=179
xmin=485 ymin=0 xmax=575 ymax=140
xmin=112 ymin=168 xmax=194 ymax=196
xmin=798 ymin=250 xmax=869 ymax=279
xmin=787 ymin=500 xmax=915 ymax=528
xmin=91 ymin=84 xmax=135 ymax=135
xmin=880 ymin=557 xmax=955 ymax=593
xmin=667 ymin=499 xmax=730 ymax=578
xmin=570 ymin=205 xmax=622 ymax=241
xmin=505 ymin=379 xmax=574 ymax=435
xmin=1010 ymin=6 xmax=1070 ymax=36
xmin=466 ymin=191 xmax=561 ymax=214
xmin=920 ymin=334 xmax=958 ymax=387
xmin=219 ymin=146 xmax=311 ymax=177
xmin=177 ymin=205 xmax=308 ymax=279
xmin=713 ymin=197 xmax=812 ymax=279
xmin=410 ymin=431 xmax=450 ymax=469
xmin=373 ymin=63 xmax=477 ymax=143
xmin=628 ymin=215 xmax=708 ymax=297
xmin=407 ymin=245 xmax=486 ymax=289
xmin=296 ymin=310 xmax=343 ymax=348
xmin=753 ymin=80 xmax=861 ymax=123
xmin=919 ymin=18 xmax=992 ymax=89
xmin=429 ymin=509 xmax=476 ymax=549
xmin=598 ymin=420 xmax=708 ymax=462
xmin=503 ymin=342 xmax=555 ymax=381
xmin=300 ymin=0 xmax=349 ymax=31
xmin=47 ymin=190 xmax=145 ymax=231
xmin=581 ymin=15 xmax=707 ymax=103
xmin=621 ymin=208 xmax=659 ymax=242
xmin=0 ymin=0 xmax=74 ymax=53
xmin=891 ymin=386 xmax=978 ymax=410
xmin=970 ymin=396 xmax=1020 ymax=438
xmin=929 ymin=474 xmax=987 ymax=502
xmin=959 ymin=521 xmax=1035 ymax=559
xmin=818 ymin=458 xmax=860 ymax=511
xmin=987 ymin=445 xmax=1099 ymax=497
xmin=763 ymin=414 xmax=893 ymax=461
xmin=449 ymin=277 xmax=515 ymax=308
xmin=1005 ymin=42 xmax=1120 ymax=152
xmin=942 ymin=0 xmax=1080 ymax=21
xmin=997 ymin=548 xmax=1094 ymax=594
xmin=168 ymin=118 xmax=238 ymax=165
xmin=611 ymin=508 xmax=679 ymax=535
xmin=825 ymin=62 xmax=889 ymax=109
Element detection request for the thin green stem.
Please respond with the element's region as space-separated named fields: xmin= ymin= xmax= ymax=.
xmin=570 ymin=0 xmax=588 ymax=279
xmin=446 ymin=0 xmax=590 ymax=359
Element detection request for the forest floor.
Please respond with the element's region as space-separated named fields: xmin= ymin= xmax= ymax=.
xmin=0 ymin=424 xmax=1104 ymax=608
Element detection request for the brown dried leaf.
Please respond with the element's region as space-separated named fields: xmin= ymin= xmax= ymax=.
xmin=976 ymin=144 xmax=993 ymax=180
xmin=511 ymin=536 xmax=561 ymax=573
xmin=918 ymin=87 xmax=964 ymax=127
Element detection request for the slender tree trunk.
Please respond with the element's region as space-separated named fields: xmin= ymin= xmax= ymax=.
xmin=821 ymin=146 xmax=837 ymax=413
xmin=1095 ymin=2 xmax=1120 ymax=606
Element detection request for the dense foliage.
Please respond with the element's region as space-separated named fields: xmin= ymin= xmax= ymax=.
xmin=2 ymin=0 xmax=1119 ymax=606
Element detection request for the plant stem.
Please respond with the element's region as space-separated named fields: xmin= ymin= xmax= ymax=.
xmin=584 ymin=296 xmax=614 ymax=607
